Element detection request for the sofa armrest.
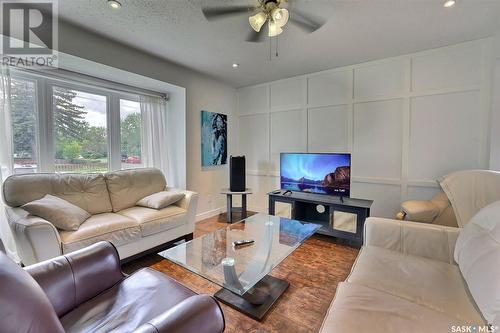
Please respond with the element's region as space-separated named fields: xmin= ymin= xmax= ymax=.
xmin=134 ymin=295 xmax=225 ymax=333
xmin=364 ymin=217 xmax=460 ymax=264
xmin=171 ymin=189 xmax=199 ymax=227
xmin=26 ymin=241 xmax=125 ymax=317
xmin=5 ymin=207 xmax=62 ymax=265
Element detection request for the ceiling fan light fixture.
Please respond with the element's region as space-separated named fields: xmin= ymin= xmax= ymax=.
xmin=271 ymin=8 xmax=289 ymax=27
xmin=268 ymin=20 xmax=283 ymax=37
xmin=249 ymin=12 xmax=267 ymax=32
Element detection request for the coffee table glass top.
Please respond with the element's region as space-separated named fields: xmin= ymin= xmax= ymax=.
xmin=159 ymin=213 xmax=320 ymax=296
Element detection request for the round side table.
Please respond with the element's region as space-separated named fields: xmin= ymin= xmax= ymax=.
xmin=220 ymin=188 xmax=252 ymax=223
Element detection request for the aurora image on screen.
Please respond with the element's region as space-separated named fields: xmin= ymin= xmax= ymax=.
xmin=280 ymin=153 xmax=351 ymax=196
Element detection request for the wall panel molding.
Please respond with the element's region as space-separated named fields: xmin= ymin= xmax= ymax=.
xmin=237 ymin=38 xmax=494 ymax=218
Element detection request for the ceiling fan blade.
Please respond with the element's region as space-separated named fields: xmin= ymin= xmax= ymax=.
xmin=202 ymin=6 xmax=251 ymax=20
xmin=246 ymin=27 xmax=267 ymax=43
xmin=289 ymin=9 xmax=325 ymax=33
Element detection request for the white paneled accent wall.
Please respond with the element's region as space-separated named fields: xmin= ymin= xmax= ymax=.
xmin=489 ymin=32 xmax=500 ymax=170
xmin=237 ymin=39 xmax=494 ymax=218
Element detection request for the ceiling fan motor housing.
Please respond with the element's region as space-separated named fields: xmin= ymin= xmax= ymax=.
xmin=262 ymin=0 xmax=284 ymax=11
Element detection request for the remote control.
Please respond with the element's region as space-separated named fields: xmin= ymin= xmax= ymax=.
xmin=233 ymin=239 xmax=254 ymax=247
xmin=272 ymin=190 xmax=281 ymax=194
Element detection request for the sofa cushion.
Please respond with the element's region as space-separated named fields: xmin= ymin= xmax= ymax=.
xmin=22 ymin=195 xmax=90 ymax=231
xmin=320 ymin=282 xmax=467 ymax=333
xmin=455 ymin=200 xmax=500 ymax=326
xmin=59 ymin=213 xmax=141 ymax=253
xmin=347 ymin=246 xmax=484 ymax=324
xmin=60 ymin=268 xmax=196 ymax=333
xmin=440 ymin=170 xmax=500 ymax=227
xmin=118 ymin=205 xmax=187 ymax=237
xmin=137 ymin=190 xmax=185 ymax=210
xmin=2 ymin=173 xmax=113 ymax=215
xmin=105 ymin=168 xmax=167 ymax=212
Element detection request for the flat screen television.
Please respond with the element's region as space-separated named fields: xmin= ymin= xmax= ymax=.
xmin=280 ymin=152 xmax=351 ymax=197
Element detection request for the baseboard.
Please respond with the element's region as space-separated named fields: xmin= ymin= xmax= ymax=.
xmin=196 ymin=206 xmax=225 ymax=222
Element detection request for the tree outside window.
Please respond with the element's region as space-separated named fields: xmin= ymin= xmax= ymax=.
xmin=120 ymin=99 xmax=142 ymax=169
xmin=53 ymin=87 xmax=108 ymax=173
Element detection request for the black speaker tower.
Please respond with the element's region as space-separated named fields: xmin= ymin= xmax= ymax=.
xmin=229 ymin=156 xmax=246 ymax=192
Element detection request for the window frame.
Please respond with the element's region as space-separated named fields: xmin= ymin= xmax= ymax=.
xmin=9 ymin=75 xmax=40 ymax=173
xmin=10 ymin=69 xmax=143 ymax=173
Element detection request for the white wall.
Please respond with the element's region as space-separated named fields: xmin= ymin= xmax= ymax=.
xmin=58 ymin=21 xmax=237 ymax=220
xmin=237 ymin=38 xmax=494 ymax=218
xmin=489 ymin=31 xmax=500 ymax=170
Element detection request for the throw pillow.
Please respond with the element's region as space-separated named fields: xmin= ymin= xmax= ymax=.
xmin=22 ymin=194 xmax=91 ymax=231
xmin=454 ymin=200 xmax=500 ymax=327
xmin=136 ymin=191 xmax=185 ymax=210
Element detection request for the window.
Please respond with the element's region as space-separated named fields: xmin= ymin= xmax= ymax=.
xmin=53 ymin=87 xmax=108 ymax=173
xmin=120 ymin=99 xmax=143 ymax=169
xmin=11 ymin=78 xmax=38 ymax=174
xmin=7 ymin=69 xmax=165 ymax=174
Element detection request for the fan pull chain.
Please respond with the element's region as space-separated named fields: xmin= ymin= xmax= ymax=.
xmin=269 ymin=21 xmax=272 ymax=61
xmin=276 ymin=35 xmax=279 ymax=58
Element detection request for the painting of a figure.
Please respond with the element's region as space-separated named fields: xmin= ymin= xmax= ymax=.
xmin=201 ymin=110 xmax=227 ymax=167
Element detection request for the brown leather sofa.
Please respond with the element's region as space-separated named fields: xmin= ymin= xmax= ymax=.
xmin=0 ymin=241 xmax=225 ymax=333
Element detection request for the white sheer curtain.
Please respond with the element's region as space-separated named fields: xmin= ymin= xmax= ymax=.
xmin=140 ymin=95 xmax=179 ymax=187
xmin=0 ymin=65 xmax=18 ymax=260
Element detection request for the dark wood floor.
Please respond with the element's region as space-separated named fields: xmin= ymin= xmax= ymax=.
xmin=122 ymin=212 xmax=359 ymax=333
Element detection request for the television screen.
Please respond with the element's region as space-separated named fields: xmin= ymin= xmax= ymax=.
xmin=280 ymin=153 xmax=351 ymax=196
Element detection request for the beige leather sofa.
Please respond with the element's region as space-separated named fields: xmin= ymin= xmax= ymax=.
xmin=320 ymin=217 xmax=486 ymax=332
xmin=2 ymin=168 xmax=198 ymax=266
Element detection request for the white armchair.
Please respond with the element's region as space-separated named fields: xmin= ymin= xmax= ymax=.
xmin=396 ymin=191 xmax=458 ymax=227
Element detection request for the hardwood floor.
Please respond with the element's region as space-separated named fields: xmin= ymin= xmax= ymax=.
xmin=122 ymin=212 xmax=359 ymax=333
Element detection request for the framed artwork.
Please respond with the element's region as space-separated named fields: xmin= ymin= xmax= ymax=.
xmin=201 ymin=110 xmax=227 ymax=167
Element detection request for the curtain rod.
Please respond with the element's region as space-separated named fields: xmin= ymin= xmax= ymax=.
xmin=13 ymin=66 xmax=169 ymax=101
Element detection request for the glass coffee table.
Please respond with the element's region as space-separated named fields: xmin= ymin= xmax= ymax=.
xmin=159 ymin=213 xmax=321 ymax=320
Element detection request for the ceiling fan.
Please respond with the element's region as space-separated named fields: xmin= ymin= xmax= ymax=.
xmin=202 ymin=0 xmax=325 ymax=42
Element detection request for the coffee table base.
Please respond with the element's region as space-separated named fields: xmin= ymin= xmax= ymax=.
xmin=214 ymin=275 xmax=289 ymax=321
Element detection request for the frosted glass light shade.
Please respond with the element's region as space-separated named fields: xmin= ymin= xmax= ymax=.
xmin=268 ymin=20 xmax=283 ymax=37
xmin=249 ymin=12 xmax=267 ymax=32
xmin=443 ymin=0 xmax=456 ymax=7
xmin=271 ymin=8 xmax=289 ymax=27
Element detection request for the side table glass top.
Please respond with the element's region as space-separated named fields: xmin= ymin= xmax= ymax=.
xmin=159 ymin=213 xmax=320 ymax=296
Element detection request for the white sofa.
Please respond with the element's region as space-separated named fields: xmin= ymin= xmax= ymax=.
xmin=2 ymin=168 xmax=198 ymax=265
xmin=320 ymin=216 xmax=495 ymax=333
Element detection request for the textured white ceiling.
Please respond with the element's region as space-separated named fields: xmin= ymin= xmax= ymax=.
xmin=58 ymin=0 xmax=500 ymax=87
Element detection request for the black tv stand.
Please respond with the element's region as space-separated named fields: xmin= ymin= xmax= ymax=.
xmin=268 ymin=190 xmax=373 ymax=245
